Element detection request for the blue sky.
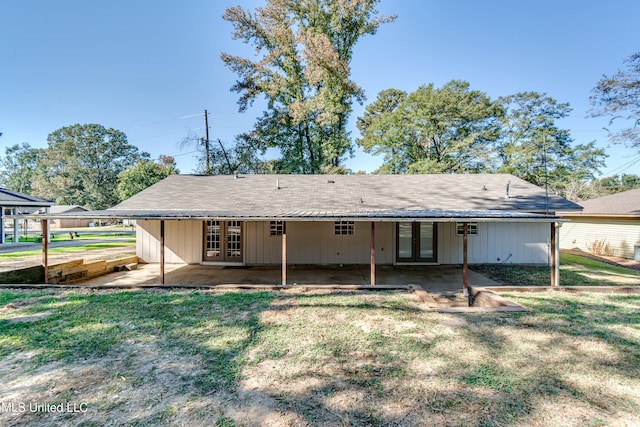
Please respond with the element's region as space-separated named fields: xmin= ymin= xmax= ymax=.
xmin=1 ymin=0 xmax=638 ymax=176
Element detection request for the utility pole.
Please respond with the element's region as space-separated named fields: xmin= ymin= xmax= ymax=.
xmin=203 ymin=109 xmax=211 ymax=175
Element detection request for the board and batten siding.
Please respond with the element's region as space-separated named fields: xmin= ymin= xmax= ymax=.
xmin=136 ymin=220 xmax=550 ymax=265
xmin=245 ymin=221 xmax=395 ymax=265
xmin=136 ymin=220 xmax=202 ymax=264
xmin=560 ymin=217 xmax=640 ymax=259
xmin=437 ymin=222 xmax=548 ymax=264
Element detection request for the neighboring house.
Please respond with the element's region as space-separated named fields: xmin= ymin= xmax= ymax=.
xmin=49 ymin=205 xmax=91 ymax=229
xmin=80 ymin=174 xmax=578 ymax=273
xmin=0 ymin=187 xmax=53 ymax=244
xmin=560 ymin=188 xmax=640 ymax=259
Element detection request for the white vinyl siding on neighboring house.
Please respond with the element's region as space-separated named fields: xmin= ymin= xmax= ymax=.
xmin=560 ymin=217 xmax=640 ymax=259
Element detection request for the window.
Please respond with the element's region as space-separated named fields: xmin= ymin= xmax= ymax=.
xmin=270 ymin=221 xmax=283 ymax=236
xmin=334 ymin=220 xmax=355 ymax=235
xmin=456 ymin=222 xmax=478 ymax=235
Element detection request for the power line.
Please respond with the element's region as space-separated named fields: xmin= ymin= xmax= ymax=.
xmin=598 ymin=154 xmax=640 ymax=177
xmin=168 ymin=150 xmax=199 ymax=158
xmin=123 ymin=113 xmax=202 ymax=130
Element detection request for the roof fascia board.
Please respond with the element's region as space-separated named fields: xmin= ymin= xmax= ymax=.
xmin=12 ymin=213 xmax=559 ymax=222
xmin=559 ymin=213 xmax=640 ymax=219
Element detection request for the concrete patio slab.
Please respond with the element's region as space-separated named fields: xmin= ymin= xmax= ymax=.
xmin=78 ymin=263 xmax=500 ymax=293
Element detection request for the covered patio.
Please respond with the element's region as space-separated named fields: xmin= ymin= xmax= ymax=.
xmin=78 ymin=263 xmax=501 ymax=293
xmin=22 ymin=174 xmax=579 ymax=293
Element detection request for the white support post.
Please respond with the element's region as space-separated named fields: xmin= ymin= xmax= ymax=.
xmin=0 ymin=206 xmax=4 ymax=244
xmin=45 ymin=206 xmax=51 ymax=242
xmin=13 ymin=208 xmax=19 ymax=244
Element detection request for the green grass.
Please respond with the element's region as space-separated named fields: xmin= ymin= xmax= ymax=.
xmin=0 ymin=241 xmax=135 ymax=259
xmin=5 ymin=232 xmax=134 ymax=243
xmin=1 ymin=288 xmax=638 ymax=426
xmin=471 ymin=252 xmax=640 ymax=286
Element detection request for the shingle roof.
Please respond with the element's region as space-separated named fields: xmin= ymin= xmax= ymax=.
xmin=0 ymin=188 xmax=53 ymax=207
xmin=49 ymin=205 xmax=88 ymax=214
xmin=107 ymin=173 xmax=579 ymax=219
xmin=565 ymin=188 xmax=640 ymax=216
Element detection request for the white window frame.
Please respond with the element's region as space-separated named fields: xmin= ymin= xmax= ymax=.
xmin=334 ymin=220 xmax=355 ymax=236
xmin=456 ymin=222 xmax=478 ymax=236
xmin=269 ymin=221 xmax=284 ymax=236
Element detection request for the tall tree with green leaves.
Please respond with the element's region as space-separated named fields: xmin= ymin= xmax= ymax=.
xmin=33 ymin=124 xmax=146 ymax=210
xmin=0 ymin=143 xmax=42 ymax=194
xmin=221 ymin=0 xmax=395 ymax=173
xmin=116 ymin=155 xmax=179 ymax=201
xmin=356 ymin=80 xmax=503 ymax=174
xmin=497 ymin=92 xmax=606 ymax=199
xmin=590 ymin=52 xmax=640 ymax=149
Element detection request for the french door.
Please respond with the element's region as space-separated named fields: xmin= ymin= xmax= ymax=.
xmin=396 ymin=222 xmax=437 ymax=262
xmin=203 ymin=220 xmax=243 ymax=262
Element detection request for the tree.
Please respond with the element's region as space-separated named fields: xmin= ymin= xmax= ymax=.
xmin=180 ymin=131 xmax=268 ymax=175
xmin=356 ymin=80 xmax=503 ymax=174
xmin=0 ymin=143 xmax=42 ymax=194
xmin=33 ymin=124 xmax=146 ymax=210
xmin=221 ymin=0 xmax=395 ymax=173
xmin=116 ymin=155 xmax=179 ymax=201
xmin=497 ymin=92 xmax=606 ymax=199
xmin=594 ymin=174 xmax=640 ymax=195
xmin=590 ymin=52 xmax=640 ymax=149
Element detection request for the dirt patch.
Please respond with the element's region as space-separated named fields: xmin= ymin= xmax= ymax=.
xmin=412 ymin=287 xmax=528 ymax=312
xmin=4 ymin=311 xmax=54 ymax=323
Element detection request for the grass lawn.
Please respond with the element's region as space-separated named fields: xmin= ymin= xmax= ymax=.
xmin=471 ymin=253 xmax=640 ymax=287
xmin=0 ymin=288 xmax=638 ymax=426
xmin=0 ymin=241 xmax=136 ymax=260
xmin=5 ymin=232 xmax=133 ymax=244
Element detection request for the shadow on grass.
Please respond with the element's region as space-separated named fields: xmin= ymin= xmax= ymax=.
xmin=0 ymin=290 xmax=275 ymax=425
xmin=439 ymin=292 xmax=640 ymax=425
xmin=1 ymin=289 xmax=639 ymax=425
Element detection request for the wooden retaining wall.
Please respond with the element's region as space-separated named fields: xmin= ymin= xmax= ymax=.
xmin=47 ymin=256 xmax=139 ymax=284
xmin=0 ymin=265 xmax=43 ymax=284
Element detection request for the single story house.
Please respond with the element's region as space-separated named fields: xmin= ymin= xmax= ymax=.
xmin=560 ymin=188 xmax=640 ymax=259
xmin=47 ymin=173 xmax=580 ymax=287
xmin=49 ymin=205 xmax=91 ymax=229
xmin=0 ymin=187 xmax=53 ymax=244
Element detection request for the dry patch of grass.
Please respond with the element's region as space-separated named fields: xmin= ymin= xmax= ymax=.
xmin=0 ymin=288 xmax=638 ymax=426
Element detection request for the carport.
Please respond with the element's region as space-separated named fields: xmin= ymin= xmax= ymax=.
xmin=0 ymin=188 xmax=52 ymax=245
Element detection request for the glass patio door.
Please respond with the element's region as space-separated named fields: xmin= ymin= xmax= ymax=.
xmin=204 ymin=220 xmax=242 ymax=262
xmin=396 ymin=222 xmax=437 ymax=262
